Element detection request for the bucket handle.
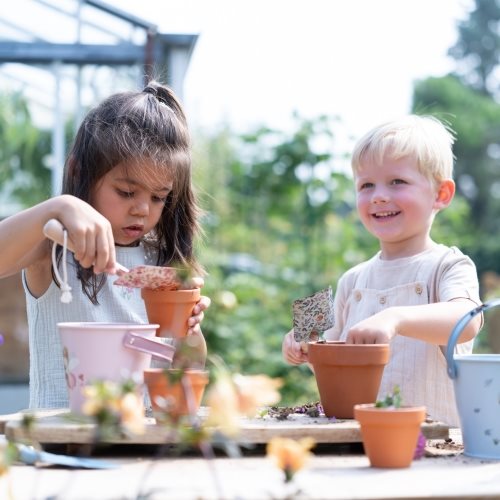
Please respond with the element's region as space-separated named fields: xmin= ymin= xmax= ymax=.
xmin=446 ymin=298 xmax=500 ymax=379
xmin=123 ymin=331 xmax=175 ymax=363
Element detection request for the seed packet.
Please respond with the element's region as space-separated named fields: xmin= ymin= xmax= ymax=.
xmin=292 ymin=286 xmax=335 ymax=342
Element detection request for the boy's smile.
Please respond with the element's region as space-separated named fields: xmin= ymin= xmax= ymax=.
xmin=355 ymin=155 xmax=449 ymax=259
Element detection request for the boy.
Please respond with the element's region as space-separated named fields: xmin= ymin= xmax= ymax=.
xmin=282 ymin=115 xmax=482 ymax=425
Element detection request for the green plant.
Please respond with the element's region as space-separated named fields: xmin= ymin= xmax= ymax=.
xmin=375 ymin=385 xmax=402 ymax=408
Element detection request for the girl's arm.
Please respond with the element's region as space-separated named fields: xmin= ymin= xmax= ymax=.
xmin=0 ymin=195 xmax=116 ymax=295
xmin=346 ymin=298 xmax=481 ymax=345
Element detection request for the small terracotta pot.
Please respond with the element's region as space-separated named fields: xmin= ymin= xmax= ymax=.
xmin=141 ymin=288 xmax=201 ymax=338
xmin=144 ymin=368 xmax=209 ymax=418
xmin=308 ymin=341 xmax=390 ymax=418
xmin=354 ymin=403 xmax=426 ymax=468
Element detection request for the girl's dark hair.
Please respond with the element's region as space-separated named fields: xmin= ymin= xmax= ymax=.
xmin=57 ymin=81 xmax=202 ymax=303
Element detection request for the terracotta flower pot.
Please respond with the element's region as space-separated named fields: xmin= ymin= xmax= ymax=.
xmin=144 ymin=368 xmax=209 ymax=418
xmin=141 ymin=288 xmax=201 ymax=338
xmin=354 ymin=403 xmax=426 ymax=468
xmin=308 ymin=341 xmax=390 ymax=418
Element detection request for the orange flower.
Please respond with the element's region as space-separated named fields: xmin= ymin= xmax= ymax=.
xmin=205 ymin=372 xmax=282 ymax=436
xmin=267 ymin=437 xmax=315 ymax=482
xmin=82 ymin=380 xmax=145 ymax=436
xmin=0 ymin=444 xmax=9 ymax=477
xmin=119 ymin=392 xmax=145 ymax=436
xmin=233 ymin=374 xmax=282 ymax=417
xmin=204 ymin=372 xmax=240 ymax=436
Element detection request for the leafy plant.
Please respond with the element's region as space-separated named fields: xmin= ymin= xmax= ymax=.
xmin=375 ymin=385 xmax=402 ymax=408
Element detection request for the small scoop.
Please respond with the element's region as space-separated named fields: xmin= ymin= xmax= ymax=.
xmin=114 ymin=265 xmax=181 ymax=290
xmin=43 ymin=219 xmax=183 ymax=290
xmin=17 ymin=443 xmax=117 ymax=469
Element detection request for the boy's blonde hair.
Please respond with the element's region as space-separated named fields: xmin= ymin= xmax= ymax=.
xmin=351 ymin=115 xmax=455 ymax=184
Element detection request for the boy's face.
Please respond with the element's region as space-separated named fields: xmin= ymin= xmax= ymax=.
xmin=90 ymin=162 xmax=172 ymax=246
xmin=354 ymin=155 xmax=447 ymax=259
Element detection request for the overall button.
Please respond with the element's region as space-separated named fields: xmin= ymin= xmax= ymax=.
xmin=415 ymin=285 xmax=423 ymax=295
xmin=354 ymin=291 xmax=362 ymax=301
xmin=379 ymin=296 xmax=386 ymax=305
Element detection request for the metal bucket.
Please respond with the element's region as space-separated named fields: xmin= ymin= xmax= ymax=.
xmin=446 ymin=299 xmax=500 ymax=459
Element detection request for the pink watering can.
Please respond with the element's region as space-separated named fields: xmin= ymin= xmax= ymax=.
xmin=58 ymin=322 xmax=175 ymax=413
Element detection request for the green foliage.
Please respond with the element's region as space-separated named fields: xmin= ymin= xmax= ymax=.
xmin=375 ymin=385 xmax=402 ymax=408
xmin=193 ymin=115 xmax=378 ymax=405
xmin=448 ymin=0 xmax=500 ymax=96
xmin=0 ymin=91 xmax=52 ymax=208
xmin=413 ymin=1 xmax=500 ymax=280
xmin=413 ymin=76 xmax=500 ymax=276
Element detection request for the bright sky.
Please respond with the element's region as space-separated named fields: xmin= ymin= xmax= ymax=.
xmin=125 ymin=0 xmax=472 ymax=141
xmin=1 ymin=0 xmax=473 ymax=148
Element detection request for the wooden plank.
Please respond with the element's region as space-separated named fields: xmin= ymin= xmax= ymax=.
xmin=4 ymin=409 xmax=450 ymax=445
xmin=0 ymin=409 xmax=63 ymax=434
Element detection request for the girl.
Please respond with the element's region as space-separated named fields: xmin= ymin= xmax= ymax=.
xmin=0 ymin=81 xmax=210 ymax=409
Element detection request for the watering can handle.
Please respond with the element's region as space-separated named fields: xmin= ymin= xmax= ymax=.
xmin=123 ymin=331 xmax=175 ymax=363
xmin=446 ymin=298 xmax=500 ymax=379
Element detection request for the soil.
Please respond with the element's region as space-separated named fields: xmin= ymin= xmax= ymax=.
xmin=267 ymin=402 xmax=324 ymax=420
xmin=425 ymin=437 xmax=464 ymax=456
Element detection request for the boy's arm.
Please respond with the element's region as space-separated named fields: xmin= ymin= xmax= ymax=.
xmin=346 ymin=298 xmax=481 ymax=345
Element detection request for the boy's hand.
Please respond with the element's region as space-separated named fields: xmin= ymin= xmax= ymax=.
xmin=282 ymin=330 xmax=309 ymax=365
xmin=345 ymin=309 xmax=395 ymax=344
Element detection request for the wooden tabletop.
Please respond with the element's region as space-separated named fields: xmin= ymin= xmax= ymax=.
xmin=1 ymin=434 xmax=499 ymax=500
xmin=3 ymin=410 xmax=500 ymax=499
xmin=3 ymin=408 xmax=449 ymax=445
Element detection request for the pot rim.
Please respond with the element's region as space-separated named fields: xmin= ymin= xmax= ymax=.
xmin=144 ymin=367 xmax=209 ymax=375
xmin=308 ymin=340 xmax=390 ymax=348
xmin=57 ymin=322 xmax=160 ymax=330
xmin=354 ymin=403 xmax=426 ymax=413
xmin=454 ymin=354 xmax=500 ymax=362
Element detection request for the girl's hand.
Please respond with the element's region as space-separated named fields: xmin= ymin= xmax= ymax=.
xmin=187 ymin=294 xmax=211 ymax=336
xmin=282 ymin=330 xmax=309 ymax=365
xmin=53 ymin=195 xmax=117 ymax=274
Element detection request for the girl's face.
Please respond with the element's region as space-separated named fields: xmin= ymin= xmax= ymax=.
xmin=354 ymin=155 xmax=449 ymax=259
xmin=90 ymin=162 xmax=172 ymax=246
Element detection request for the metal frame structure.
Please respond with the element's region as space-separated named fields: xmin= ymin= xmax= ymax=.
xmin=0 ymin=0 xmax=198 ymax=197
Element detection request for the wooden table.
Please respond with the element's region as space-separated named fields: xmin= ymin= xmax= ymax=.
xmin=3 ymin=408 xmax=449 ymax=445
xmin=2 ymin=410 xmax=500 ymax=500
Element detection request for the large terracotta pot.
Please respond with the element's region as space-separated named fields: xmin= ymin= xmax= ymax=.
xmin=308 ymin=341 xmax=390 ymax=418
xmin=144 ymin=368 xmax=209 ymax=419
xmin=354 ymin=403 xmax=426 ymax=468
xmin=141 ymin=288 xmax=201 ymax=338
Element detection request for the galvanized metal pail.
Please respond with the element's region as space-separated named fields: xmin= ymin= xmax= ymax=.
xmin=446 ymin=300 xmax=500 ymax=459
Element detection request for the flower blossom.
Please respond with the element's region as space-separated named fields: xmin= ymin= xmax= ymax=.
xmin=82 ymin=380 xmax=145 ymax=436
xmin=205 ymin=371 xmax=282 ymax=437
xmin=267 ymin=437 xmax=316 ymax=482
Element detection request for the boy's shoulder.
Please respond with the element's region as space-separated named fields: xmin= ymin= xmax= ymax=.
xmin=427 ymin=244 xmax=472 ymax=265
xmin=338 ymin=245 xmax=474 ymax=285
xmin=338 ymin=253 xmax=380 ymax=284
